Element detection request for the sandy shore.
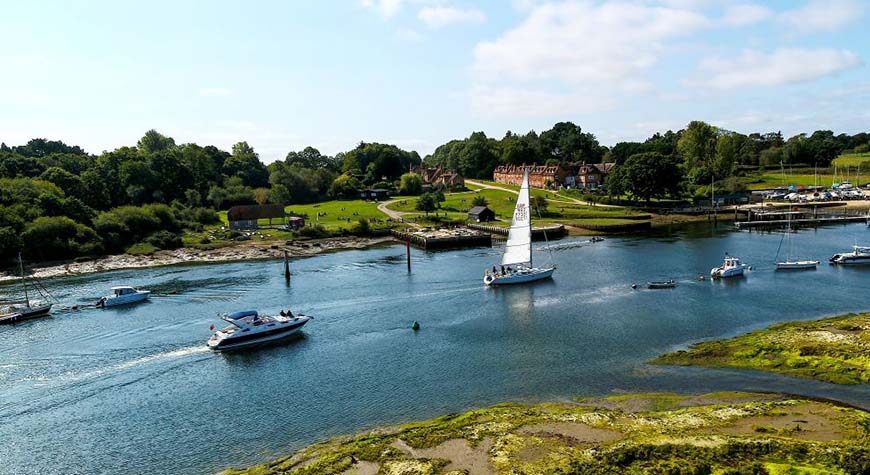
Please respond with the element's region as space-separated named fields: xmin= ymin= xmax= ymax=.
xmin=0 ymin=236 xmax=397 ymax=283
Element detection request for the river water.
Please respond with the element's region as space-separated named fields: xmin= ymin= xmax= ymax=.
xmin=2 ymin=223 xmax=870 ymax=475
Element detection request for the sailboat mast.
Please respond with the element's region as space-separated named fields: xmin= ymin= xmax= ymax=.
xmin=18 ymin=252 xmax=29 ymax=306
xmin=525 ymin=169 xmax=532 ymax=268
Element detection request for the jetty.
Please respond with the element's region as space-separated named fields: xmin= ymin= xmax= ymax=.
xmin=735 ymin=204 xmax=869 ymax=229
xmin=467 ymin=223 xmax=566 ymax=240
xmin=391 ymin=228 xmax=492 ymax=250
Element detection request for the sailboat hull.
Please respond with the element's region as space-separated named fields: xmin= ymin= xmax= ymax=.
xmin=0 ymin=303 xmax=52 ymax=324
xmin=775 ymin=261 xmax=819 ymax=270
xmin=484 ymin=267 xmax=554 ymax=286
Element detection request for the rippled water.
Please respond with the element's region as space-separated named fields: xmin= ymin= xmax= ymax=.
xmin=2 ymin=223 xmax=870 ymax=475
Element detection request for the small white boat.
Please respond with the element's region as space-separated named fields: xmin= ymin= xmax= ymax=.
xmin=647 ymin=279 xmax=676 ymax=289
xmin=484 ymin=168 xmax=555 ymax=286
xmin=711 ymin=254 xmax=745 ymax=279
xmin=97 ymin=286 xmax=151 ymax=308
xmin=830 ymin=246 xmax=870 ymax=265
xmin=208 ymin=310 xmax=311 ymax=351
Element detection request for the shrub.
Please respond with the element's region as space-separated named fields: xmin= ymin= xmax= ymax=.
xmin=471 ymin=195 xmax=488 ymax=207
xmin=144 ymin=230 xmax=183 ymax=250
xmin=351 ymin=218 xmax=371 ymax=236
xmin=21 ymin=216 xmax=102 ymax=260
xmin=126 ymin=242 xmax=159 ymax=255
xmin=298 ymin=224 xmax=329 ymax=238
xmin=399 ymin=173 xmax=423 ymax=195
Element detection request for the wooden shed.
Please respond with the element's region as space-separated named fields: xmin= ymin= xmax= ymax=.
xmin=227 ymin=204 xmax=286 ymax=229
xmin=467 ymin=206 xmax=495 ymax=222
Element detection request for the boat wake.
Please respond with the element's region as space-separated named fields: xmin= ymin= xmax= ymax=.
xmin=0 ymin=345 xmax=212 ymax=420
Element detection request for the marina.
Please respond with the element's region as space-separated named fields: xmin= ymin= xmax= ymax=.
xmin=3 ymin=223 xmax=870 ymax=475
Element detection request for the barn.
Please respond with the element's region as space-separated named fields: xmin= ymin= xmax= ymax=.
xmin=467 ymin=206 xmax=495 ymax=223
xmin=227 ymin=204 xmax=286 ymax=230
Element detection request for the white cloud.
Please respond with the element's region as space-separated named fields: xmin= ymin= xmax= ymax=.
xmin=720 ymin=3 xmax=773 ymax=27
xmin=779 ymin=0 xmax=865 ymax=33
xmin=395 ymin=27 xmax=423 ymax=41
xmin=697 ymin=48 xmax=861 ymax=89
xmin=360 ymin=0 xmax=404 ymax=18
xmin=198 ymin=87 xmax=231 ymax=97
xmin=474 ymin=2 xmax=709 ymax=84
xmin=470 ymin=0 xmax=710 ymax=116
xmin=418 ymin=6 xmax=486 ymax=28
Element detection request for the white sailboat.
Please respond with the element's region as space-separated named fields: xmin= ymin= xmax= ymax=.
xmin=483 ymin=169 xmax=555 ymax=286
xmin=775 ymin=212 xmax=818 ymax=270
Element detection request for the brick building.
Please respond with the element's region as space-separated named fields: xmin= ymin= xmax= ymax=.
xmin=412 ymin=165 xmax=465 ymax=190
xmin=492 ymin=164 xmax=570 ymax=189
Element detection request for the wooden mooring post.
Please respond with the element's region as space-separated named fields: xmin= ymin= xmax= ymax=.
xmin=406 ymin=239 xmax=411 ymax=273
xmin=284 ymin=250 xmax=290 ymax=283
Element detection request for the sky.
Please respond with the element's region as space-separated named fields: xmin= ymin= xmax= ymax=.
xmin=1 ymin=0 xmax=868 ymax=162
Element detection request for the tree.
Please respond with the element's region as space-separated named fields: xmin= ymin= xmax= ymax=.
xmin=416 ymin=193 xmax=437 ymax=215
xmin=677 ymin=121 xmax=718 ymax=184
xmin=328 ymin=174 xmax=363 ymax=199
xmin=540 ymin=121 xmax=604 ymax=163
xmin=609 ymin=152 xmax=682 ymax=204
xmin=399 ymin=172 xmax=423 ymax=195
xmin=458 ymin=132 xmax=499 ymax=179
xmin=137 ymin=129 xmax=176 ymax=154
xmin=531 ymin=195 xmax=549 ymax=214
xmin=223 ymin=142 xmax=268 ymax=187
xmin=253 ymin=187 xmax=270 ymax=205
xmin=471 ymin=195 xmax=488 ymax=207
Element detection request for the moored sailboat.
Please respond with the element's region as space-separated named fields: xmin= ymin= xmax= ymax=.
xmin=483 ymin=168 xmax=555 ymax=286
xmin=0 ymin=253 xmax=53 ymax=324
xmin=775 ymin=211 xmax=818 ymax=270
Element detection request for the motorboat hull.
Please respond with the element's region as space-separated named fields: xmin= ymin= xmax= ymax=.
xmin=484 ymin=267 xmax=554 ymax=286
xmin=0 ymin=303 xmax=52 ymax=324
xmin=208 ymin=316 xmax=310 ymax=351
xmin=711 ymin=267 xmax=744 ymax=279
xmin=647 ymin=281 xmax=676 ymax=289
xmin=776 ymin=261 xmax=819 ymax=270
xmin=830 ymin=255 xmax=870 ymax=265
xmin=99 ymin=291 xmax=150 ymax=308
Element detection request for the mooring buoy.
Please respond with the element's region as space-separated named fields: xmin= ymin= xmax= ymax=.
xmin=411 ymin=321 xmax=420 ymax=331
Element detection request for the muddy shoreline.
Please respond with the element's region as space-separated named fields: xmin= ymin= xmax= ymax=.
xmin=0 ymin=236 xmax=397 ymax=283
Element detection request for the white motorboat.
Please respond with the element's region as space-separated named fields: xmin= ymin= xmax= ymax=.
xmin=483 ymin=168 xmax=555 ymax=286
xmin=830 ymin=246 xmax=870 ymax=265
xmin=207 ymin=309 xmax=311 ymax=351
xmin=711 ymin=254 xmax=745 ymax=279
xmin=0 ymin=253 xmax=52 ymax=324
xmin=775 ymin=212 xmax=818 ymax=270
xmin=97 ymin=286 xmax=151 ymax=308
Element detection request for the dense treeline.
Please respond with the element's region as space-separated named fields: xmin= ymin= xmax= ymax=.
xmin=423 ymin=121 xmax=870 ymax=203
xmin=2 ymin=122 xmax=869 ymax=262
xmin=0 ymin=131 xmax=425 ymax=262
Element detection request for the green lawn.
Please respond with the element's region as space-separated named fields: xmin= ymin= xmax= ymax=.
xmin=387 ymin=187 xmax=646 ymax=229
xmin=742 ymin=172 xmax=868 ymax=190
xmin=832 ymin=152 xmax=870 ymax=168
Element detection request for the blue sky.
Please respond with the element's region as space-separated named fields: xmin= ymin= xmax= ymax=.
xmin=1 ymin=0 xmax=868 ymax=162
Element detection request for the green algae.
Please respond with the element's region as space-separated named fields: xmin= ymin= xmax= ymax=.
xmin=218 ymin=393 xmax=870 ymax=475
xmin=652 ymin=313 xmax=870 ymax=385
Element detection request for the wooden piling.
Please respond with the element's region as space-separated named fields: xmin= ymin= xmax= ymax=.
xmin=406 ymin=239 xmax=411 ymax=273
xmin=284 ymin=250 xmax=290 ymax=282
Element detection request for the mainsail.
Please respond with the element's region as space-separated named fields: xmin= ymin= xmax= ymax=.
xmin=501 ymin=169 xmax=533 ymax=266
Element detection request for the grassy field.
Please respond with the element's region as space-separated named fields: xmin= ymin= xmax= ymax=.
xmin=217 ymin=199 xmax=411 ymax=232
xmin=387 ymin=185 xmax=647 ymax=229
xmin=833 ymin=152 xmax=870 ymax=168
xmin=223 ymin=391 xmax=870 ymax=475
xmin=741 ymin=172 xmax=868 ymax=190
xmin=652 ymin=312 xmax=870 ymax=385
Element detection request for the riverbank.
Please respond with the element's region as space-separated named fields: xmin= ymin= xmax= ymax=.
xmin=0 ymin=236 xmax=396 ymax=283
xmin=653 ymin=312 xmax=870 ymax=385
xmin=220 ymin=391 xmax=870 ymax=475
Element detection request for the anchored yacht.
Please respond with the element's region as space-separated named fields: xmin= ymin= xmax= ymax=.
xmin=830 ymin=246 xmax=870 ymax=265
xmin=207 ymin=310 xmax=311 ymax=351
xmin=711 ymin=254 xmax=745 ymax=279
